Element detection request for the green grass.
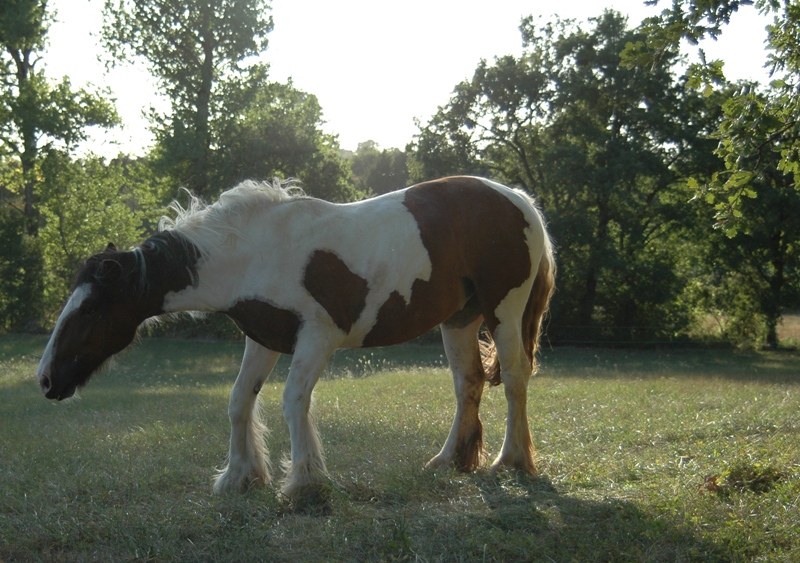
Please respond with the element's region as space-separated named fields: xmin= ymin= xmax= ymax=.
xmin=1 ymin=336 xmax=799 ymax=561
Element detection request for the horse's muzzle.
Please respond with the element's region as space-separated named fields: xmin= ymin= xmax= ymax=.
xmin=39 ymin=373 xmax=76 ymax=401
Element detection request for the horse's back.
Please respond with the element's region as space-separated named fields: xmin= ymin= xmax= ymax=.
xmin=216 ymin=176 xmax=549 ymax=351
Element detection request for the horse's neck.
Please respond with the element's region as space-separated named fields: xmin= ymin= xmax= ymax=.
xmin=157 ymin=231 xmax=251 ymax=314
xmin=158 ymin=199 xmax=323 ymax=314
xmin=139 ymin=231 xmax=204 ymax=315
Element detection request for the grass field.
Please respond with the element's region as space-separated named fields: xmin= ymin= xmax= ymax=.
xmin=1 ymin=335 xmax=799 ymax=562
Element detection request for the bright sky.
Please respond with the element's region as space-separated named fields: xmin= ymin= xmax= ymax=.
xmin=46 ymin=0 xmax=772 ymax=158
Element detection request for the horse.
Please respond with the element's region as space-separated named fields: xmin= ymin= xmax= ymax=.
xmin=35 ymin=175 xmax=555 ymax=498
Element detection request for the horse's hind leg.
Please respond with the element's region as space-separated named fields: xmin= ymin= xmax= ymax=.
xmin=490 ymin=290 xmax=537 ymax=474
xmin=215 ymin=337 xmax=281 ymax=494
xmin=427 ymin=317 xmax=486 ymax=472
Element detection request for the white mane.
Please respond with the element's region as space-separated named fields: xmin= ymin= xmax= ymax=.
xmin=159 ymin=179 xmax=304 ymax=255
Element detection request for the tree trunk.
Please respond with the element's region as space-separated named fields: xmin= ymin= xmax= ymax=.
xmin=764 ymin=234 xmax=786 ymax=350
xmin=192 ymin=6 xmax=216 ymax=198
xmin=11 ymin=47 xmax=40 ymax=235
xmin=578 ymin=266 xmax=598 ymax=327
xmin=578 ymin=198 xmax=611 ymax=330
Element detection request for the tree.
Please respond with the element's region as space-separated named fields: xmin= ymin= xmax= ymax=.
xmin=622 ymin=1 xmax=800 ymax=346
xmin=0 ymin=0 xmax=118 ymax=331
xmin=1 ymin=0 xmax=118 ymax=235
xmin=684 ymin=88 xmax=800 ymax=348
xmin=626 ymin=0 xmax=800 ymax=232
xmin=0 ymin=195 xmax=43 ymax=331
xmin=411 ymin=11 xmax=721 ymax=342
xmin=350 ymin=141 xmax=408 ymax=195
xmin=103 ymin=0 xmax=273 ymax=197
xmin=408 ymin=51 xmax=546 ymax=184
xmin=213 ymin=80 xmax=358 ymax=202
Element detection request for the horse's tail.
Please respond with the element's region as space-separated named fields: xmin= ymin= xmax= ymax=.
xmin=484 ymin=237 xmax=555 ymax=387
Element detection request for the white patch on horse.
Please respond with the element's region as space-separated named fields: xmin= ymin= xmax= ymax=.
xmin=36 ymin=284 xmax=91 ymax=387
xmin=160 ymin=183 xmax=433 ymax=348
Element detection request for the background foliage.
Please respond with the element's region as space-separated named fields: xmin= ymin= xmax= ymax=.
xmin=1 ymin=0 xmax=799 ymax=348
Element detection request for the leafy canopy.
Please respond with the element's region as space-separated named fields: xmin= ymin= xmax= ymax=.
xmin=623 ymin=0 xmax=800 ymax=234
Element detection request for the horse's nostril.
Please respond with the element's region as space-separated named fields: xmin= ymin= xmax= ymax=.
xmin=40 ymin=375 xmax=51 ymax=393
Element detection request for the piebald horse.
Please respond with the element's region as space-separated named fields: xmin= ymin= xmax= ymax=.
xmin=36 ymin=176 xmax=555 ymax=497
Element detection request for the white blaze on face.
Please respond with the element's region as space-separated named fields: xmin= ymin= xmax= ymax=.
xmin=36 ymin=284 xmax=92 ymax=389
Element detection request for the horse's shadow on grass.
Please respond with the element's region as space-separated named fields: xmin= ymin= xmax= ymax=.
xmin=319 ymin=469 xmax=729 ymax=562
xmin=464 ymin=471 xmax=726 ymax=562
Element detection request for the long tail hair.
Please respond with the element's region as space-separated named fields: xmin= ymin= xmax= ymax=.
xmin=484 ymin=239 xmax=555 ymax=386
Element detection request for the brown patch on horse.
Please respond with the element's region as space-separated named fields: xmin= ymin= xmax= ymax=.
xmin=303 ymin=250 xmax=368 ymax=334
xmin=227 ymin=299 xmax=302 ymax=354
xmin=363 ymin=177 xmax=531 ymax=346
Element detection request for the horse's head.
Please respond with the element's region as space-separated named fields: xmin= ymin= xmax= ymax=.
xmin=36 ymin=243 xmax=147 ymax=400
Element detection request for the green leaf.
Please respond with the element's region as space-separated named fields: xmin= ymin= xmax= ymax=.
xmin=725 ymin=171 xmax=754 ymax=189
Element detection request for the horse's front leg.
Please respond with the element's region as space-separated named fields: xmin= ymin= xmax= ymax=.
xmin=280 ymin=332 xmax=335 ymax=499
xmin=214 ymin=337 xmax=281 ymax=494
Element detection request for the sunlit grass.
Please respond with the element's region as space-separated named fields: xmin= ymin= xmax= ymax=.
xmin=1 ymin=336 xmax=799 ymax=561
xmin=778 ymin=313 xmax=800 ymax=348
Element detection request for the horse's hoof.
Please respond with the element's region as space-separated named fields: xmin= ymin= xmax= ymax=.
xmin=425 ymin=454 xmax=449 ymax=471
xmin=281 ymin=481 xmax=333 ymax=514
xmin=489 ymin=458 xmax=537 ymax=476
xmin=214 ymin=465 xmax=270 ymax=494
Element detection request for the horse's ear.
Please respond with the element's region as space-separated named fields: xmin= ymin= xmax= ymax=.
xmin=106 ymin=242 xmax=117 ymax=252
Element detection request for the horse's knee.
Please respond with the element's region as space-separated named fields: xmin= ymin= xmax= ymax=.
xmin=282 ymin=394 xmax=306 ymax=424
xmin=228 ymin=395 xmax=248 ymax=425
xmin=282 ymin=371 xmax=316 ymax=422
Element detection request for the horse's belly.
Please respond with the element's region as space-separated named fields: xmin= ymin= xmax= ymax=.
xmin=227 ymin=298 xmax=302 ymax=354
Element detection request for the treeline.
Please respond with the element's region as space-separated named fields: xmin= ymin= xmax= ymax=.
xmin=0 ymin=0 xmax=363 ymax=332
xmin=1 ymin=0 xmax=799 ymax=348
